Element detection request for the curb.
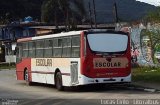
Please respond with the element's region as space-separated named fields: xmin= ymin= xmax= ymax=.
xmin=131 ymin=83 xmax=160 ymax=93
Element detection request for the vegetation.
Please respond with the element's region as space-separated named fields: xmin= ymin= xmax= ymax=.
xmin=0 ymin=63 xmax=15 ymax=70
xmin=0 ymin=0 xmax=43 ymax=24
xmin=139 ymin=7 xmax=160 ymax=63
xmin=140 ymin=29 xmax=160 ymax=63
xmin=0 ymin=0 xmax=155 ymax=25
xmin=41 ymin=0 xmax=86 ymax=29
xmin=133 ymin=7 xmax=160 ymax=74
xmin=0 ymin=0 xmax=86 ymax=29
xmin=132 ymin=67 xmax=160 ymax=83
xmin=145 ymin=7 xmax=160 ymax=24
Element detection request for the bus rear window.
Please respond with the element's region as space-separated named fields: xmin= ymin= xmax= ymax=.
xmin=87 ymin=33 xmax=128 ymax=53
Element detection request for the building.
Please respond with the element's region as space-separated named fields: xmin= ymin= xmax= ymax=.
xmin=0 ymin=20 xmax=54 ymax=63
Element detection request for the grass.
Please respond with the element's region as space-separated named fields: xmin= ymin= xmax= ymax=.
xmin=132 ymin=66 xmax=160 ymax=83
xmin=0 ymin=63 xmax=16 ymax=70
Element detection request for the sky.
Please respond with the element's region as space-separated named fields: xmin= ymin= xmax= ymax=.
xmin=136 ymin=0 xmax=160 ymax=6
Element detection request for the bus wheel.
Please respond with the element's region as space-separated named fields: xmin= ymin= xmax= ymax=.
xmin=24 ymin=70 xmax=32 ymax=86
xmin=55 ymin=72 xmax=64 ymax=91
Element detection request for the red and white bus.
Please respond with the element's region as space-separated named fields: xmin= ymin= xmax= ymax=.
xmin=16 ymin=29 xmax=131 ymax=90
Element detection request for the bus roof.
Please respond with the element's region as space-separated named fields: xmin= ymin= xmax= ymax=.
xmin=17 ymin=30 xmax=83 ymax=43
xmin=17 ymin=28 xmax=125 ymax=43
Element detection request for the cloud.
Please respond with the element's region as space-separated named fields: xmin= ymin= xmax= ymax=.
xmin=136 ymin=0 xmax=160 ymax=6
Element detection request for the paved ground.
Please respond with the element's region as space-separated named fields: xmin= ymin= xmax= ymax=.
xmin=0 ymin=69 xmax=160 ymax=105
xmin=134 ymin=82 xmax=160 ymax=91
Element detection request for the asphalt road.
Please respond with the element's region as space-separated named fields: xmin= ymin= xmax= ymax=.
xmin=0 ymin=69 xmax=160 ymax=105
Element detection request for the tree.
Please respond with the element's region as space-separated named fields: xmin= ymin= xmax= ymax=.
xmin=145 ymin=7 xmax=160 ymax=24
xmin=0 ymin=0 xmax=43 ymax=24
xmin=141 ymin=7 xmax=160 ymax=63
xmin=17 ymin=0 xmax=44 ymax=20
xmin=41 ymin=0 xmax=86 ymax=30
xmin=0 ymin=0 xmax=24 ymax=24
xmin=140 ymin=29 xmax=160 ymax=63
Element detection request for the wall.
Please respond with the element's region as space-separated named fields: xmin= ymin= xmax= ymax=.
xmin=130 ymin=24 xmax=154 ymax=66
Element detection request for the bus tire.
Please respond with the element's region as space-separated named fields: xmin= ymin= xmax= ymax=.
xmin=24 ymin=70 xmax=32 ymax=86
xmin=55 ymin=72 xmax=64 ymax=91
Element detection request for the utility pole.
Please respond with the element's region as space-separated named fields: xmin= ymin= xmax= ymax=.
xmin=88 ymin=2 xmax=93 ymax=28
xmin=93 ymin=0 xmax=97 ymax=28
xmin=113 ymin=2 xmax=120 ymax=30
xmin=113 ymin=2 xmax=118 ymax=23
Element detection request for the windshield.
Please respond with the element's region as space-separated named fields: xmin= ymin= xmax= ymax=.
xmin=87 ymin=33 xmax=128 ymax=53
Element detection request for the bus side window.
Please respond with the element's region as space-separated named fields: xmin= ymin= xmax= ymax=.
xmin=16 ymin=43 xmax=22 ymax=63
xmin=62 ymin=37 xmax=71 ymax=57
xmin=28 ymin=41 xmax=36 ymax=58
xmin=36 ymin=40 xmax=44 ymax=58
xmin=22 ymin=42 xmax=28 ymax=58
xmin=44 ymin=39 xmax=53 ymax=58
xmin=72 ymin=36 xmax=80 ymax=57
xmin=53 ymin=38 xmax=62 ymax=57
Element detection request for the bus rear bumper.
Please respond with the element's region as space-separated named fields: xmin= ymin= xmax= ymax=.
xmin=78 ymin=74 xmax=131 ymax=85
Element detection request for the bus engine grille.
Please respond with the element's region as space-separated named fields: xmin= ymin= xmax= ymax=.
xmin=71 ymin=62 xmax=78 ymax=85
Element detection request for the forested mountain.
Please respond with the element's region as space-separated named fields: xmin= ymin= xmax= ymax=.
xmin=84 ymin=0 xmax=156 ymax=23
xmin=0 ymin=0 xmax=156 ymax=24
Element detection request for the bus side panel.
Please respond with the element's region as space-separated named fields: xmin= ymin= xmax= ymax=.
xmin=16 ymin=58 xmax=31 ymax=81
xmin=31 ymin=58 xmax=55 ymax=84
xmin=80 ymin=31 xmax=86 ymax=75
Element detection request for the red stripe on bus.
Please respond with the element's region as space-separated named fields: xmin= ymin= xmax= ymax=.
xmin=31 ymin=71 xmax=71 ymax=76
xmin=61 ymin=73 xmax=71 ymax=76
xmin=32 ymin=71 xmax=54 ymax=74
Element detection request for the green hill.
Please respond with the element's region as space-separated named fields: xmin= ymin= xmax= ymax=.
xmin=0 ymin=0 xmax=156 ymax=24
